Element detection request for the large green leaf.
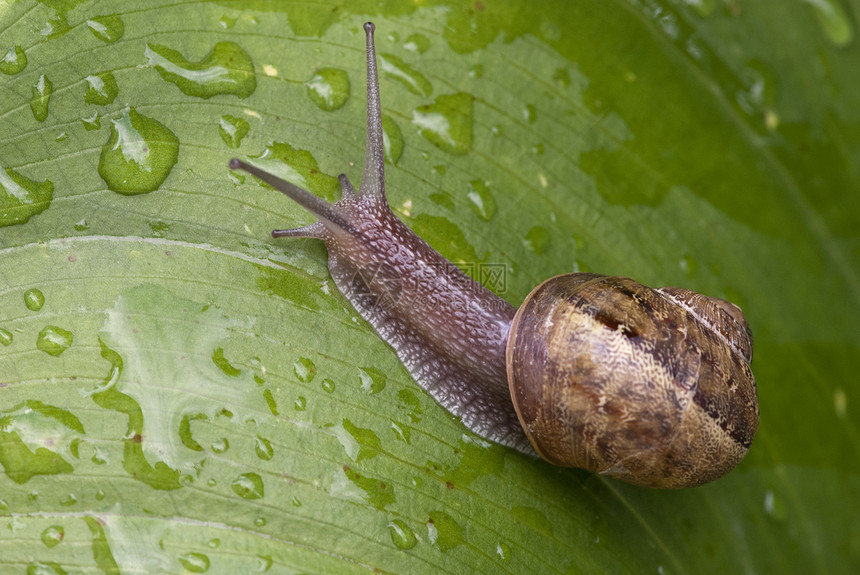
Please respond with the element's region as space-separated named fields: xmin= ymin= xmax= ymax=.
xmin=2 ymin=0 xmax=858 ymax=572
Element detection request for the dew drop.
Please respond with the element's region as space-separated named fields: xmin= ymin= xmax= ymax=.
xmin=212 ymin=347 xmax=241 ymax=377
xmin=685 ymin=0 xmax=717 ymax=17
xmin=357 ymin=367 xmax=386 ymax=394
xmin=24 ymin=288 xmax=45 ymax=311
xmin=403 ymin=33 xmax=431 ymax=53
xmin=81 ymin=113 xmax=101 ymax=131
xmin=553 ymin=67 xmax=571 ymax=88
xmin=390 ymin=421 xmax=411 ymax=443
xmin=178 ymin=552 xmax=210 ymax=573
xmin=0 ymin=167 xmax=54 ymax=228
xmin=254 ymin=436 xmax=274 ymax=460
xmin=496 ymin=541 xmax=512 ymax=561
xmin=145 ymin=41 xmax=256 ymax=98
xmin=305 ymin=67 xmax=350 ymax=111
xmin=84 ymin=72 xmax=118 ymax=105
xmin=321 ymin=378 xmax=335 ymax=393
xmin=0 ymin=328 xmax=12 ymax=346
xmin=388 ymin=518 xmax=418 ymax=550
xmin=294 ymin=396 xmax=307 ymax=411
xmin=679 ymin=255 xmax=698 ymax=278
xmin=379 ymin=53 xmax=432 ymax=96
xmin=256 ymin=555 xmax=273 ymax=572
xmin=60 ymin=493 xmax=77 ymax=506
xmin=74 ymin=218 xmax=89 ymax=231
xmin=291 ymin=496 xmax=302 ymax=507
xmin=232 ymin=472 xmax=264 ymax=499
xmin=412 ymin=93 xmax=474 ymax=155
xmin=524 ymin=226 xmax=550 ymax=255
xmin=37 ymin=326 xmax=73 ymax=356
xmin=246 ymin=142 xmax=340 ymax=202
xmin=254 ymin=516 xmax=267 ymax=527
xmin=26 ymin=561 xmax=67 ymax=575
xmin=86 ymin=15 xmax=124 ymax=43
xmin=397 ymin=388 xmax=423 ymax=423
xmin=293 ymin=357 xmax=316 ymax=383
xmin=427 ymin=511 xmax=464 ymax=552
xmin=211 ymin=438 xmax=229 ymax=453
xmin=470 ymin=64 xmax=483 ymax=79
xmin=219 ymin=114 xmax=250 ymax=148
xmin=0 ymin=45 xmax=27 ymax=75
xmin=803 ymin=0 xmax=854 ymax=47
xmin=40 ymin=526 xmax=64 ymax=548
xmin=98 ymin=107 xmax=180 ymax=195
xmin=382 ymin=115 xmax=404 ymax=165
xmin=523 ymin=104 xmax=537 ymax=124
xmin=466 ymin=179 xmax=496 ymax=221
xmin=30 ymin=75 xmax=52 ymax=122
xmin=263 ymin=389 xmax=278 ymax=415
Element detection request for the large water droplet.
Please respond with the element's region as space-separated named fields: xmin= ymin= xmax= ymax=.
xmin=357 ymin=367 xmax=386 ymax=394
xmin=212 ymin=347 xmax=241 ymax=377
xmin=218 ymin=114 xmax=249 ymax=148
xmin=466 ymin=179 xmax=496 ymax=221
xmin=342 ymin=465 xmax=395 ymax=510
xmin=388 ymin=519 xmax=417 ymax=549
xmin=379 ymin=53 xmax=432 ymax=96
xmin=30 ymin=74 xmax=53 ymax=122
xmin=0 ymin=166 xmax=54 ymax=228
xmin=37 ymin=326 xmax=73 ymax=356
xmin=382 ymin=115 xmax=403 ymax=165
xmin=524 ymin=226 xmax=550 ymax=255
xmin=403 ymin=33 xmax=431 ymax=54
xmin=98 ymin=107 xmax=180 ymax=195
xmin=24 ymin=288 xmax=45 ymax=311
xmin=293 ymin=357 xmax=316 ymax=382
xmin=86 ymin=14 xmax=124 ymax=43
xmin=178 ymin=552 xmax=211 ymax=573
xmin=304 ymin=67 xmax=350 ymax=111
xmin=427 ymin=511 xmax=464 ymax=551
xmin=802 ymin=0 xmax=854 ymax=47
xmin=81 ymin=113 xmax=101 ymax=131
xmin=232 ymin=472 xmax=264 ymax=499
xmin=496 ymin=541 xmax=512 ymax=561
xmin=0 ymin=401 xmax=82 ymax=483
xmin=41 ymin=526 xmax=64 ymax=548
xmin=0 ymin=45 xmax=27 ymax=75
xmin=321 ymin=378 xmax=335 ymax=393
xmin=145 ymin=41 xmax=256 ymax=98
xmin=0 ymin=328 xmax=12 ymax=346
xmin=85 ymin=72 xmax=118 ymax=105
xmin=412 ymin=93 xmax=474 ymax=155
xmin=397 ymin=388 xmax=423 ymax=423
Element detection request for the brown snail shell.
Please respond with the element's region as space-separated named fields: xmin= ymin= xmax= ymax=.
xmin=508 ymin=274 xmax=758 ymax=489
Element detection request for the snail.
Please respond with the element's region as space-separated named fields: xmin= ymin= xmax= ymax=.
xmin=229 ymin=22 xmax=758 ymax=489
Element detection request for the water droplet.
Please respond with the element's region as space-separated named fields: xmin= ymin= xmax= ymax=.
xmin=0 ymin=45 xmax=27 ymax=75
xmin=212 ymin=347 xmax=241 ymax=377
xmin=30 ymin=74 xmax=52 ymax=122
xmin=211 ymin=438 xmax=229 ymax=453
xmin=219 ymin=14 xmax=237 ymax=29
xmin=98 ymin=107 xmax=180 ymax=195
xmin=24 ymin=288 xmax=45 ymax=311
xmin=357 ymin=367 xmax=386 ymax=394
xmin=294 ymin=396 xmax=307 ymax=411
xmin=532 ymin=142 xmax=544 ymax=155
xmin=382 ymin=115 xmax=404 ymax=165
xmin=86 ymin=14 xmax=124 ymax=43
xmin=397 ymin=388 xmax=423 ymax=423
xmin=81 ymin=113 xmax=101 ymax=131
xmin=321 ymin=378 xmax=335 ymax=393
xmin=390 ymin=421 xmax=410 ymax=443
xmin=37 ymin=326 xmax=73 ymax=356
xmin=263 ymin=389 xmax=278 ymax=415
xmin=763 ymin=489 xmax=787 ymax=520
xmin=388 ymin=519 xmax=417 ymax=549
xmin=802 ymin=0 xmax=854 ymax=47
xmin=679 ymin=255 xmax=698 ymax=278
xmin=291 ymin=496 xmax=302 ymax=506
xmin=0 ymin=499 xmax=7 ymax=511
xmin=341 ymin=419 xmax=382 ymax=461
xmin=429 ymin=191 xmax=455 ymax=211
xmin=466 ymin=180 xmax=496 ymax=221
xmin=55 ymin=132 xmax=69 ymax=142
xmin=412 ymin=93 xmax=474 ymax=155
xmin=219 ymin=114 xmax=249 ymax=148
xmin=255 ymin=436 xmax=274 ymax=460
xmin=207 ymin=538 xmax=220 ymax=549
xmin=470 ymin=64 xmax=483 ymax=79
xmin=26 ymin=561 xmax=68 ymax=575
xmin=85 ymin=72 xmax=118 ymax=105
xmin=342 ymin=465 xmax=395 ymax=510
xmin=510 ymin=505 xmax=554 ymax=536
xmin=523 ymin=103 xmax=537 ymax=124
xmin=256 ymin=555 xmax=273 ymax=571
xmin=293 ymin=357 xmax=316 ymax=382
xmin=60 ymin=493 xmax=77 ymax=506
xmin=254 ymin=516 xmax=267 ymax=527
xmin=524 ymin=226 xmax=550 ymax=255
xmin=553 ymin=67 xmax=571 ymax=88
xmin=0 ymin=166 xmax=54 ymax=228
xmin=0 ymin=328 xmax=12 ymax=346
xmin=247 ymin=142 xmax=339 ymax=202
xmin=232 ymin=472 xmax=264 ymax=499
xmin=178 ymin=552 xmax=211 ymax=573
xmin=427 ymin=511 xmax=464 ymax=552
xmin=379 ymin=53 xmax=432 ymax=96
xmin=74 ymin=218 xmax=89 ymax=231
xmin=305 ymin=67 xmax=350 ymax=111
xmin=496 ymin=541 xmax=511 ymax=561
xmin=403 ymin=33 xmax=431 ymax=53
xmin=684 ymin=0 xmax=716 ymax=17
xmin=145 ymin=41 xmax=256 ymax=99
xmin=41 ymin=526 xmax=64 ymax=548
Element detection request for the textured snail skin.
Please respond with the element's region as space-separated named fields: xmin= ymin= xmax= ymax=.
xmin=229 ymin=22 xmax=759 ymax=489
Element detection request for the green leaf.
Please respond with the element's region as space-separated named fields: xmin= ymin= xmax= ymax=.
xmin=1 ymin=0 xmax=858 ymax=573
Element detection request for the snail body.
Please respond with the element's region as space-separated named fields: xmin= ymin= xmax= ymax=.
xmin=230 ymin=23 xmax=758 ymax=489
